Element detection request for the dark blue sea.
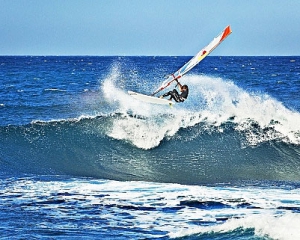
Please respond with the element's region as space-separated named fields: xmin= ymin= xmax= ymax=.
xmin=0 ymin=56 xmax=299 ymax=239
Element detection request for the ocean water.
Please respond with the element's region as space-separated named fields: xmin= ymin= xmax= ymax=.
xmin=0 ymin=56 xmax=299 ymax=239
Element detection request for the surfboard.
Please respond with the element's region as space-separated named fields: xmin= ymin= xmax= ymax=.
xmin=128 ymin=25 xmax=232 ymax=105
xmin=128 ymin=91 xmax=174 ymax=106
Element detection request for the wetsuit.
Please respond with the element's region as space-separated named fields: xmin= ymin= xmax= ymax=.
xmin=162 ymin=88 xmax=189 ymax=102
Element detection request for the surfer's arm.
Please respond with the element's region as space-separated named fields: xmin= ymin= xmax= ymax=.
xmin=175 ymin=79 xmax=183 ymax=91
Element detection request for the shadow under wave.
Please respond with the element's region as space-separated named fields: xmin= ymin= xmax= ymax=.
xmin=0 ymin=116 xmax=299 ymax=184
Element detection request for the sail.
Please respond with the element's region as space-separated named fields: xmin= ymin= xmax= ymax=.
xmin=152 ymin=25 xmax=232 ymax=96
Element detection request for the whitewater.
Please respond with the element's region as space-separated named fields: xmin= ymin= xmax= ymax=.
xmin=0 ymin=56 xmax=299 ymax=239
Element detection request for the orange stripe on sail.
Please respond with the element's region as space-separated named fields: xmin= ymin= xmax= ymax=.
xmin=220 ymin=25 xmax=232 ymax=42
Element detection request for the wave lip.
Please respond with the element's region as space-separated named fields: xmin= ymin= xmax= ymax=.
xmin=100 ymin=72 xmax=300 ymax=150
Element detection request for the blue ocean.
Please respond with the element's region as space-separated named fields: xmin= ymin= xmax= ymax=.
xmin=0 ymin=56 xmax=299 ymax=239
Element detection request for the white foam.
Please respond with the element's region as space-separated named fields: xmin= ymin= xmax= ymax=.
xmin=44 ymin=88 xmax=67 ymax=92
xmin=3 ymin=178 xmax=300 ymax=239
xmin=169 ymin=213 xmax=300 ymax=240
xmin=99 ymin=70 xmax=300 ymax=149
xmin=100 ymin=66 xmax=187 ymax=149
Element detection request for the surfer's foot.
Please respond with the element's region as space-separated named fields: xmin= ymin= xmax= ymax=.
xmin=159 ymin=96 xmax=163 ymax=99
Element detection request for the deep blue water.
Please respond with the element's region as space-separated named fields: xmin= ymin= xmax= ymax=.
xmin=0 ymin=56 xmax=300 ymax=239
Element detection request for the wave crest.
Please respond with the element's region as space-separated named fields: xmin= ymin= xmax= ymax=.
xmin=97 ymin=72 xmax=300 ymax=149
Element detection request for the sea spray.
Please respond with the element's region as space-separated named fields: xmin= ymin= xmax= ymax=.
xmin=100 ymin=71 xmax=300 ymax=149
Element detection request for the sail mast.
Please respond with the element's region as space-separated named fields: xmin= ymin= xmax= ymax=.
xmin=152 ymin=25 xmax=232 ymax=96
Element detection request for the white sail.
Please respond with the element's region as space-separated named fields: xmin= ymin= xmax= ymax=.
xmin=152 ymin=25 xmax=232 ymax=96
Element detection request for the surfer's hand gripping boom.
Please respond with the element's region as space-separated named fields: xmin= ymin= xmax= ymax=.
xmin=175 ymin=79 xmax=182 ymax=89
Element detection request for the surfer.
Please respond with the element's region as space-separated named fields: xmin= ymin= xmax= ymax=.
xmin=160 ymin=80 xmax=189 ymax=102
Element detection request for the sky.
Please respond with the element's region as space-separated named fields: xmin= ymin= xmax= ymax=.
xmin=1 ymin=0 xmax=300 ymax=56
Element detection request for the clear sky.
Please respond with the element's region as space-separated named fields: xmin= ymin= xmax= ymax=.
xmin=1 ymin=0 xmax=300 ymax=56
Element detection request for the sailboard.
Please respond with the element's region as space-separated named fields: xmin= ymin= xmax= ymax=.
xmin=128 ymin=91 xmax=174 ymax=106
xmin=128 ymin=25 xmax=232 ymax=104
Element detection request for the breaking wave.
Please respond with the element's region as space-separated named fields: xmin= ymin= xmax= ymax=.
xmin=1 ymin=71 xmax=299 ymax=184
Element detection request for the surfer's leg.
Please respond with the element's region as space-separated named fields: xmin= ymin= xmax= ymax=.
xmin=170 ymin=89 xmax=181 ymax=102
xmin=162 ymin=91 xmax=172 ymax=98
xmin=161 ymin=89 xmax=180 ymax=102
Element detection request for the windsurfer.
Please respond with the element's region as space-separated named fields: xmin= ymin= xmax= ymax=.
xmin=160 ymin=80 xmax=189 ymax=102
